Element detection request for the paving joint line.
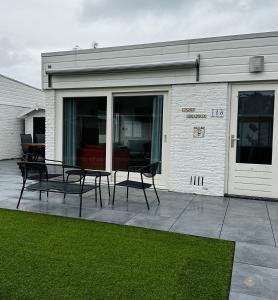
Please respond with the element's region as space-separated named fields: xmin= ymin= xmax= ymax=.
xmin=265 ymin=201 xmax=277 ymax=248
xmin=218 ymin=197 xmax=230 ymax=239
xmin=168 ymin=194 xmax=197 ymax=231
xmin=234 ymin=260 xmax=278 ymax=270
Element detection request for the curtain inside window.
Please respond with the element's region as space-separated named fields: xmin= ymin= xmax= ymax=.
xmin=151 ymin=95 xmax=163 ymax=172
xmin=63 ymin=99 xmax=77 ymax=165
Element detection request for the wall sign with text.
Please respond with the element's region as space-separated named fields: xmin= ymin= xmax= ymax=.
xmin=211 ymin=109 xmax=224 ymax=118
xmin=182 ymin=107 xmax=195 ymax=113
xmin=187 ymin=114 xmax=207 ymax=119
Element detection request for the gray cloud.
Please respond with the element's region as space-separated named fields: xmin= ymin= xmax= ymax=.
xmin=81 ymin=0 xmax=187 ymax=20
xmin=0 ymin=38 xmax=30 ymax=67
xmin=80 ymin=0 xmax=277 ymax=21
xmin=0 ymin=0 xmax=278 ymax=88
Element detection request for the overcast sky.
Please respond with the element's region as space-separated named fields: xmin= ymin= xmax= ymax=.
xmin=1 ymin=0 xmax=278 ymax=88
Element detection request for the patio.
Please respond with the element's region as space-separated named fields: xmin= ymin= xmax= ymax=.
xmin=0 ymin=159 xmax=278 ymax=299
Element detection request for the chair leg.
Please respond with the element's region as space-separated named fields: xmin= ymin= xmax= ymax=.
xmin=153 ymin=182 xmax=160 ymax=204
xmin=16 ymin=185 xmax=25 ymax=209
xmin=94 ymin=177 xmax=98 ymax=203
xmin=79 ymin=194 xmax=83 ymax=217
xmin=126 ymin=187 xmax=129 ymax=202
xmin=112 ymin=183 xmax=116 ymax=206
xmin=64 ymin=174 xmax=69 ymax=200
xmin=107 ymin=176 xmax=111 ymax=201
xmin=99 ymin=177 xmax=102 ymax=208
xmin=142 ymin=187 xmax=150 ymax=210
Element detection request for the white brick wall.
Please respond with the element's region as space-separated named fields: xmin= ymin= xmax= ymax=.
xmin=168 ymin=83 xmax=228 ymax=196
xmin=45 ymin=90 xmax=56 ymax=160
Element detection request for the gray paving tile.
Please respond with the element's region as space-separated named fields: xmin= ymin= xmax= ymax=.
xmin=181 ymin=206 xmax=226 ymax=223
xmin=186 ymin=195 xmax=229 ymax=213
xmin=170 ymin=215 xmax=223 ymax=238
xmin=126 ymin=214 xmax=175 ymax=231
xmin=228 ymin=199 xmax=268 ymax=219
xmin=107 ymin=201 xmax=152 ymax=214
xmin=143 ymin=204 xmax=184 ymax=218
xmin=235 ymin=242 xmax=278 ymax=269
xmin=229 ymin=291 xmax=270 ymax=300
xmin=267 ymin=202 xmax=278 ymax=225
xmin=170 ymin=206 xmax=225 ymax=238
xmin=220 ymin=215 xmax=275 ymax=246
xmin=231 ymin=263 xmax=278 ymax=300
xmin=87 ymin=210 xmax=135 ymax=224
xmin=270 ymin=224 xmax=278 ymax=245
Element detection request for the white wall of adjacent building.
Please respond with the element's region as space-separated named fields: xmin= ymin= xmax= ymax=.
xmin=0 ymin=75 xmax=45 ymax=160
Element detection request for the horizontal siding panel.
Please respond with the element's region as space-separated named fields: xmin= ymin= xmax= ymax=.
xmin=201 ymin=62 xmax=278 ymax=75
xmin=42 ymin=52 xmax=278 ymax=77
xmin=50 ymin=75 xmax=197 ymax=89
xmin=43 ymin=44 xmax=278 ymax=72
xmin=43 ymin=53 xmax=194 ymax=70
xmin=50 ymin=69 xmax=196 ymax=83
xmin=43 ymin=70 xmax=278 ymax=89
xmin=42 ymin=44 xmax=190 ymax=64
xmin=201 ymin=71 xmax=278 ymax=82
xmin=200 ymin=54 xmax=278 ymax=67
xmin=42 ymin=33 xmax=278 ymax=89
xmin=189 ymin=36 xmax=278 ymax=52
xmin=42 ymin=36 xmax=278 ymax=64
xmin=0 ymin=76 xmax=44 ymax=108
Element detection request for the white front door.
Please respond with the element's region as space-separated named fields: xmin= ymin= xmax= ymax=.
xmin=228 ymin=84 xmax=278 ymax=198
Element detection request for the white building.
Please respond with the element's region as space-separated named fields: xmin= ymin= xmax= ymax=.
xmin=0 ymin=74 xmax=45 ymax=160
xmin=42 ymin=31 xmax=278 ymax=199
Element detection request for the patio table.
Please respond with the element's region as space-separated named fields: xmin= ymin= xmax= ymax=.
xmin=65 ymin=169 xmax=111 ymax=206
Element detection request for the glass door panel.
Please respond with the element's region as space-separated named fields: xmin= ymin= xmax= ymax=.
xmin=236 ymin=91 xmax=274 ymax=165
xmin=112 ymin=95 xmax=163 ymax=172
xmin=63 ymin=97 xmax=107 ymax=169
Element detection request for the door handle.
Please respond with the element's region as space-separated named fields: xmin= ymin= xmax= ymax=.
xmin=231 ymin=134 xmax=240 ymax=148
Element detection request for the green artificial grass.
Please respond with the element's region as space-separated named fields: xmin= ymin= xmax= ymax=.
xmin=0 ymin=209 xmax=234 ymax=300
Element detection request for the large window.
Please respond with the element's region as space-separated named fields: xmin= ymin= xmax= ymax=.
xmin=113 ymin=95 xmax=163 ymax=172
xmin=63 ymin=97 xmax=107 ymax=169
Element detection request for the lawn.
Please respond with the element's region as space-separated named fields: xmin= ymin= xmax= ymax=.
xmin=0 ymin=209 xmax=234 ymax=300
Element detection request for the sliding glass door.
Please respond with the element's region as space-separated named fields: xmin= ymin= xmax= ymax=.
xmin=112 ymin=95 xmax=163 ymax=172
xmin=63 ymin=97 xmax=107 ymax=169
xmin=62 ymin=93 xmax=167 ymax=183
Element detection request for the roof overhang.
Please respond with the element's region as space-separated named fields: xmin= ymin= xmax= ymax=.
xmin=17 ymin=106 xmax=45 ymax=119
xmin=45 ymin=55 xmax=200 ymax=88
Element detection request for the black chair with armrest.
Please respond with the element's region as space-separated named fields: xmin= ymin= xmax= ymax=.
xmin=20 ymin=134 xmax=32 ymax=154
xmin=112 ymin=162 xmax=160 ymax=209
xmin=35 ymin=134 xmax=45 ymax=143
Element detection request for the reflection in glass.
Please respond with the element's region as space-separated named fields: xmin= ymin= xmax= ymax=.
xmin=63 ymin=97 xmax=107 ymax=169
xmin=113 ymin=96 xmax=163 ymax=172
xmin=236 ymin=91 xmax=274 ymax=165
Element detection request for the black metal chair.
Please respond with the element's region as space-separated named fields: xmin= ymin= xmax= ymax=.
xmin=35 ymin=134 xmax=45 ymax=143
xmin=20 ymin=134 xmax=32 ymax=154
xmin=112 ymin=162 xmax=160 ymax=209
xmin=17 ymin=161 xmax=101 ymax=217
